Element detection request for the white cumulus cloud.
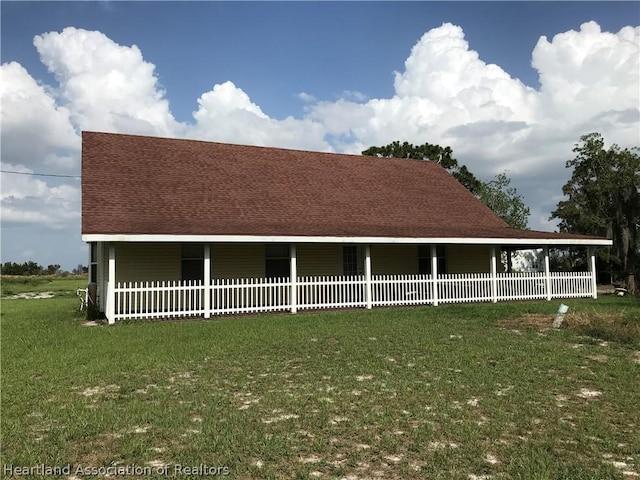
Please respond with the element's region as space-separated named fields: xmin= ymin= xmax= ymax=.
xmin=296 ymin=91 xmax=317 ymax=103
xmin=189 ymin=80 xmax=329 ymax=150
xmin=33 ymin=27 xmax=183 ymax=137
xmin=1 ymin=61 xmax=79 ymax=172
xmin=532 ymin=21 xmax=639 ymax=134
xmin=1 ymin=164 xmax=80 ymax=229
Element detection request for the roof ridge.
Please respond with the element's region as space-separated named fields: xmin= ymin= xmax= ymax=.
xmin=81 ymin=131 xmax=451 ymax=167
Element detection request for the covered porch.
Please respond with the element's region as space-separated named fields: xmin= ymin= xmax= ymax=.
xmin=90 ymin=239 xmax=601 ymax=324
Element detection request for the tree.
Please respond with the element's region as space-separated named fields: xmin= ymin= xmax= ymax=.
xmin=362 ymin=141 xmax=483 ymax=194
xmin=477 ymin=172 xmax=530 ymax=230
xmin=550 ymin=132 xmax=640 ymax=289
xmin=362 ymin=141 xmax=530 ymax=229
xmin=45 ymin=264 xmax=61 ymax=275
xmin=1 ymin=261 xmax=44 ymax=275
xmin=72 ymin=264 xmax=87 ymax=275
xmin=1 ymin=261 xmax=67 ymax=276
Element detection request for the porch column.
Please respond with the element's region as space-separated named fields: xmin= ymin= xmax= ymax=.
xmin=544 ymin=246 xmax=551 ymax=301
xmin=290 ymin=244 xmax=297 ymax=314
xmin=365 ymin=245 xmax=372 ymax=309
xmin=106 ymin=244 xmax=116 ymax=325
xmin=431 ymin=245 xmax=439 ymax=306
xmin=490 ymin=246 xmax=498 ymax=303
xmin=588 ymin=247 xmax=598 ymax=299
xmin=203 ymin=244 xmax=211 ymax=318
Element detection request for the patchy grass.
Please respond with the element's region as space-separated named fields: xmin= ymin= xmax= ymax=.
xmin=1 ymin=275 xmax=87 ymax=297
xmin=1 ymin=295 xmax=639 ymax=479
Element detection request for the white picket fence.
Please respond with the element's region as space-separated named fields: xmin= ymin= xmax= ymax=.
xmin=211 ymin=277 xmax=291 ymax=315
xmin=297 ymin=275 xmax=366 ymax=310
xmin=497 ymin=272 xmax=546 ymax=300
xmin=372 ymin=274 xmax=433 ymax=306
xmin=108 ymin=271 xmax=595 ymax=322
xmin=113 ymin=280 xmax=205 ymax=320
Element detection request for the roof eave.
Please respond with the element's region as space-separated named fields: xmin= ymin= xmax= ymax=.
xmin=81 ymin=233 xmax=613 ymax=247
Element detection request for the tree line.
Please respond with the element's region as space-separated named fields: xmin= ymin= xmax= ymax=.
xmin=1 ymin=261 xmax=87 ymax=276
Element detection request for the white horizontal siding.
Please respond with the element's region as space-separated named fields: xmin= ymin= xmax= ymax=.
xmin=297 ymin=244 xmax=342 ymax=276
xmin=371 ymin=244 xmax=418 ymax=275
xmin=446 ymin=245 xmax=499 ymax=274
xmin=212 ymin=243 xmax=264 ymax=279
xmin=115 ymin=243 xmax=180 ymax=282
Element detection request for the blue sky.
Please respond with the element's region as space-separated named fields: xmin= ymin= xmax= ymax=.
xmin=1 ymin=1 xmax=639 ymax=269
xmin=4 ymin=1 xmax=637 ymax=121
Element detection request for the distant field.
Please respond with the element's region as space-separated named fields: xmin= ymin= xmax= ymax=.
xmin=1 ymin=275 xmax=87 ymax=297
xmin=1 ymin=290 xmax=638 ymax=479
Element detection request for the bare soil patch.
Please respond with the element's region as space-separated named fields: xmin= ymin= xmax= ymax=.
xmin=8 ymin=291 xmax=56 ymax=299
xmin=498 ymin=312 xmax=625 ymax=331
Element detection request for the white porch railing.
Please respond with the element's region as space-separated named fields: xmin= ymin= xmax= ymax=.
xmin=113 ymin=280 xmax=205 ymax=320
xmin=372 ymin=274 xmax=433 ymax=306
xmin=297 ymin=275 xmax=366 ymax=310
xmin=550 ymin=271 xmax=593 ymax=298
xmin=438 ymin=273 xmax=493 ymax=303
xmin=211 ymin=277 xmax=290 ymax=315
xmin=112 ymin=278 xmax=292 ymax=320
xmin=109 ymin=271 xmax=596 ymax=322
xmin=497 ymin=272 xmax=547 ymax=301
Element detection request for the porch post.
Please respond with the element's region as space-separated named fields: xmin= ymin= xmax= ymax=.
xmin=490 ymin=246 xmax=498 ymax=303
xmin=365 ymin=245 xmax=372 ymax=309
xmin=588 ymin=247 xmax=598 ymax=299
xmin=431 ymin=245 xmax=439 ymax=306
xmin=544 ymin=246 xmax=551 ymax=301
xmin=290 ymin=244 xmax=297 ymax=314
xmin=203 ymin=244 xmax=211 ymax=318
xmin=106 ymin=244 xmax=116 ymax=325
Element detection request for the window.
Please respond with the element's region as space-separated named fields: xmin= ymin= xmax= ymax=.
xmin=89 ymin=242 xmax=97 ymax=283
xmin=265 ymin=244 xmax=290 ymax=279
xmin=343 ymin=246 xmax=358 ymax=276
xmin=418 ymin=245 xmax=447 ymax=274
xmin=181 ymin=244 xmax=204 ymax=282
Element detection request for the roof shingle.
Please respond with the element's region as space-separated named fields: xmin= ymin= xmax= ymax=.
xmin=81 ymin=132 xmax=606 ymax=243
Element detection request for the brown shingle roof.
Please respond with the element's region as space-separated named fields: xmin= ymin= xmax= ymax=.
xmin=81 ymin=132 xmax=606 ymax=243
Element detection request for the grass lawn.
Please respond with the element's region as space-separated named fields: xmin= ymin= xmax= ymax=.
xmin=1 ymin=280 xmax=639 ymax=479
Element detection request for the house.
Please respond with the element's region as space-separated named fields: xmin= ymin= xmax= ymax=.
xmin=81 ymin=132 xmax=612 ymax=324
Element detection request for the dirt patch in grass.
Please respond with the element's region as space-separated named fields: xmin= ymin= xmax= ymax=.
xmin=498 ymin=311 xmax=640 ymax=345
xmin=66 ymin=432 xmax=123 ymax=468
xmin=7 ymin=291 xmax=56 ymax=299
xmin=499 ymin=312 xmax=621 ymax=330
